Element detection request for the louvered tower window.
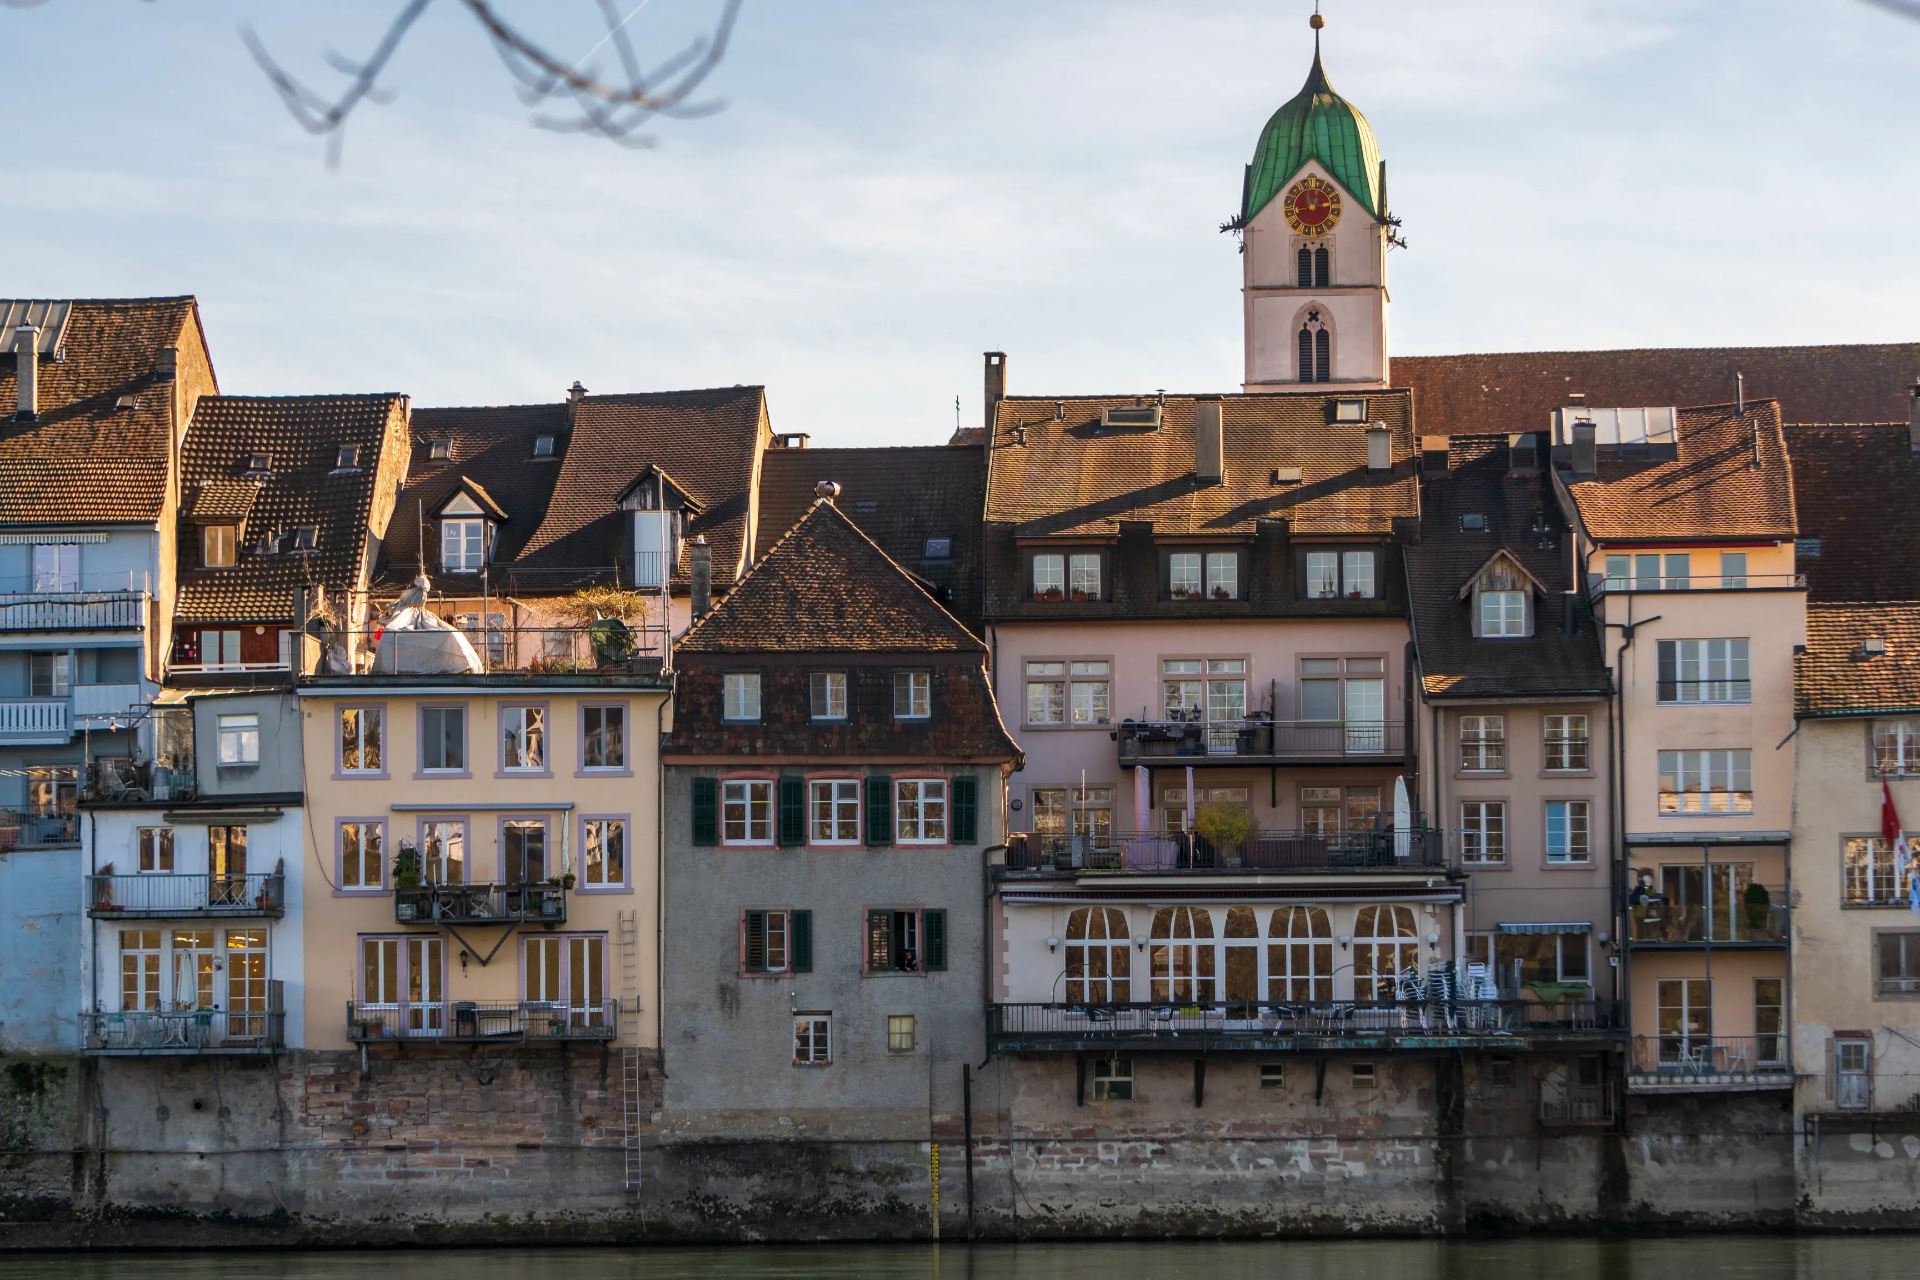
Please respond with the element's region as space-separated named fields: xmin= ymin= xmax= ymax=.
xmin=1313 ymin=245 xmax=1329 ymax=287
xmin=1298 ymin=313 xmax=1331 ymax=383
xmin=1297 ymin=246 xmax=1314 ymax=287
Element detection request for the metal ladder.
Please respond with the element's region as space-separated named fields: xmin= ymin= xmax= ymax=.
xmin=618 ymin=909 xmax=642 ymax=1194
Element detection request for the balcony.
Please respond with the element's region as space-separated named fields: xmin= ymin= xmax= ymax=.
xmin=394 ymin=882 xmax=567 ymax=926
xmin=81 ymin=1008 xmax=285 ymax=1056
xmin=1588 ymin=572 xmax=1805 ymax=597
xmin=87 ymin=872 xmax=284 ymax=919
xmin=1117 ymin=718 xmax=1406 ymax=766
xmin=988 ymin=998 xmax=1625 ymax=1054
xmin=327 ymin=622 xmax=671 ymax=679
xmin=1002 ymin=827 xmax=1447 ymax=876
xmin=1627 ymin=1035 xmax=1791 ymax=1092
xmin=0 ymin=698 xmax=68 ymax=742
xmin=346 ymin=1000 xmax=616 ymax=1044
xmin=0 ymin=574 xmax=150 ymax=633
xmin=84 ymin=757 xmax=197 ymax=805
xmin=0 ymin=808 xmax=79 ymax=850
xmin=1627 ymin=891 xmax=1786 ymax=946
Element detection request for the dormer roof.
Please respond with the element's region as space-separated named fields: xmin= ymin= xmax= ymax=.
xmin=434 ymin=476 xmax=509 ymax=522
xmin=1455 ymin=548 xmax=1546 ymax=603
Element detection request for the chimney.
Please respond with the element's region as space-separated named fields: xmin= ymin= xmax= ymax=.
xmin=568 ymin=380 xmax=588 ymax=404
xmin=1366 ymin=422 xmax=1392 ymax=472
xmin=1561 ymin=589 xmax=1578 ymax=637
xmin=12 ymin=324 xmax=39 ymax=421
xmin=983 ymin=352 xmax=1007 ymax=429
xmin=153 ymin=345 xmax=177 ymax=382
xmin=1571 ymin=420 xmax=1597 ymax=478
xmin=1195 ymin=398 xmax=1224 ymax=483
xmin=689 ymin=536 xmax=711 ymax=618
xmin=1909 ymin=374 xmax=1920 ymax=454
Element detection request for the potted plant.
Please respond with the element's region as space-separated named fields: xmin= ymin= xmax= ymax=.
xmin=1742 ymin=882 xmax=1772 ymax=937
xmin=1211 ymin=586 xmax=1232 ymax=600
xmin=393 ymin=841 xmax=423 ymax=919
xmin=1194 ymin=801 xmax=1253 ymax=863
xmin=561 ymin=871 xmax=577 ymax=890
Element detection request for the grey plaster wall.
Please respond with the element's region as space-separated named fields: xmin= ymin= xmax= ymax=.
xmin=194 ymin=691 xmax=303 ymax=797
xmin=0 ymin=846 xmax=80 ymax=1050
xmin=659 ymin=765 xmax=997 ymax=1141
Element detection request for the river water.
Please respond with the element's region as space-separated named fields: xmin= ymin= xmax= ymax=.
xmin=0 ymin=1238 xmax=1917 ymax=1280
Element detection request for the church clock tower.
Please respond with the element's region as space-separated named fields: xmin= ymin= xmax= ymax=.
xmin=1240 ymin=14 xmax=1392 ymax=392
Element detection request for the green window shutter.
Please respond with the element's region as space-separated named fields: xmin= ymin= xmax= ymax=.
xmin=744 ymin=910 xmax=767 ymax=972
xmin=866 ymin=774 xmax=893 ymax=848
xmin=691 ymin=776 xmax=718 ymax=846
xmin=790 ymin=910 xmax=812 ymax=973
xmin=867 ymin=908 xmax=893 ymax=971
xmin=778 ymin=776 xmax=806 ymax=846
xmin=924 ymin=908 xmax=947 ymax=972
xmin=951 ymin=774 xmax=978 ymax=844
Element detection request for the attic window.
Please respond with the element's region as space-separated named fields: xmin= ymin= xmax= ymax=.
xmin=289 ymin=526 xmax=319 ymax=552
xmin=253 ymin=531 xmax=279 ymax=556
xmin=334 ymin=444 xmax=360 ymax=470
xmin=428 ymin=439 xmax=451 ymax=462
xmin=924 ymin=537 xmax=952 ymax=560
xmin=532 ymin=435 xmax=555 ymax=458
xmin=113 ymin=394 xmax=139 ymax=411
xmin=1460 ymin=514 xmax=1488 ymax=532
xmin=1334 ymin=399 xmax=1368 ymax=423
xmin=244 ymin=452 xmax=272 ymax=476
xmin=1796 ymin=538 xmax=1821 ymax=559
xmin=1099 ymin=406 xmax=1162 ymax=430
xmin=856 ymin=500 xmax=878 ymax=515
xmin=1862 ymin=639 xmax=1889 ymax=658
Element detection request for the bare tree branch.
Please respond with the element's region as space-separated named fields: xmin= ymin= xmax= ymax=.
xmin=240 ymin=0 xmax=740 ymax=166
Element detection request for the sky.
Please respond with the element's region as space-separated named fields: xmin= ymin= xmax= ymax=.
xmin=4 ymin=0 xmax=1919 ymax=445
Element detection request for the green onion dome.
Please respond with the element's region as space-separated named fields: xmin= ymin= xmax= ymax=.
xmin=1242 ymin=38 xmax=1381 ymax=223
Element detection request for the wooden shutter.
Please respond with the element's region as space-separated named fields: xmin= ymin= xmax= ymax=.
xmin=744 ymin=910 xmax=767 ymax=972
xmin=951 ymin=774 xmax=978 ymax=844
xmin=691 ymin=776 xmax=718 ymax=846
xmin=865 ymin=774 xmax=893 ymax=848
xmin=924 ymin=909 xmax=947 ymax=971
xmin=777 ymin=776 xmax=806 ymax=847
xmin=866 ymin=909 xmax=893 ymax=970
xmin=790 ymin=910 xmax=812 ymax=973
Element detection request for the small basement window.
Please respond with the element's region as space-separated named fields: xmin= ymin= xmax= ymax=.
xmin=1351 ymin=1062 xmax=1377 ymax=1089
xmin=1259 ymin=1063 xmax=1285 ymax=1089
xmin=532 ymin=435 xmax=555 ymax=458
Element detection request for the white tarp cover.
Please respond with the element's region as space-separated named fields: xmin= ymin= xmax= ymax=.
xmin=372 ymin=605 xmax=483 ymax=675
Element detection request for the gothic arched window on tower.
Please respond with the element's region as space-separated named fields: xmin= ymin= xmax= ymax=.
xmin=1313 ymin=245 xmax=1330 ymax=288
xmin=1298 ymin=312 xmax=1331 ymax=383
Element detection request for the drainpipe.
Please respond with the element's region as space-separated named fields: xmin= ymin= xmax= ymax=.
xmin=655 ymin=693 xmax=669 ymax=1077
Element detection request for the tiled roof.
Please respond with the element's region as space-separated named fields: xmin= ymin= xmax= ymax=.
xmin=984 ymin=391 xmax=1418 ymax=537
xmin=679 ymin=498 xmax=983 ymax=655
xmin=175 ymin=394 xmax=410 ymax=621
xmin=0 ymin=297 xmax=210 ymax=524
xmin=1561 ymin=401 xmax=1797 ymax=543
xmin=377 ymin=403 xmax=569 ymax=586
xmin=1798 ymin=604 xmax=1920 ymax=718
xmin=756 ymin=444 xmax=987 ymax=631
xmin=1785 ymin=424 xmax=1920 ymax=604
xmin=1394 ymin=343 xmax=1920 ymax=437
xmin=515 ymin=387 xmax=768 ymax=588
xmin=185 ymin=481 xmax=261 ymax=522
xmin=1408 ymin=436 xmax=1611 ymax=700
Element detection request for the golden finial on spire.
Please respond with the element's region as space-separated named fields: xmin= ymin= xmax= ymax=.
xmin=1311 ymin=0 xmax=1324 ymax=30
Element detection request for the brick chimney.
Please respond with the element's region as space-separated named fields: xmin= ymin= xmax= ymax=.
xmin=983 ymin=352 xmax=1007 ymax=429
xmin=689 ymin=536 xmax=711 ymax=618
xmin=1195 ymin=398 xmax=1223 ymax=483
xmin=12 ymin=324 xmax=38 ymax=422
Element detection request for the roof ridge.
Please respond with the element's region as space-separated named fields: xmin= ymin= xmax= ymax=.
xmin=1399 ymin=341 xmax=1920 ymax=360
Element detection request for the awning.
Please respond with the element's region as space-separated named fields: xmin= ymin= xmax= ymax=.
xmin=1497 ymin=921 xmax=1591 ymax=935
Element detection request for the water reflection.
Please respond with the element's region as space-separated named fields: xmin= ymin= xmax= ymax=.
xmin=2 ymin=1238 xmax=1919 ymax=1280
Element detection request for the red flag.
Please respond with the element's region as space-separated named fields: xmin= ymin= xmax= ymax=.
xmin=1885 ymin=780 xmax=1905 ymax=848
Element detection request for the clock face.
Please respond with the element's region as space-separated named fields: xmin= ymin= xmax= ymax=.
xmin=1283 ymin=176 xmax=1342 ymax=237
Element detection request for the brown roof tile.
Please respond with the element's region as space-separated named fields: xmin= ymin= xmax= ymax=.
xmin=984 ymin=391 xmax=1419 ymax=538
xmin=175 ymin=394 xmax=410 ymax=621
xmin=1798 ymin=604 xmax=1920 ymax=717
xmin=515 ymin=387 xmax=768 ymax=588
xmin=756 ymin=444 xmax=986 ymax=631
xmin=1562 ymin=401 xmax=1797 ymax=543
xmin=0 ymin=297 xmax=209 ymax=524
xmin=1409 ymin=437 xmax=1610 ymax=700
xmin=184 ymin=480 xmax=261 ymax=522
xmin=1395 ymin=343 xmax=1920 ymax=436
xmin=1784 ymin=424 xmax=1920 ymax=604
xmin=678 ymin=498 xmax=982 ymax=655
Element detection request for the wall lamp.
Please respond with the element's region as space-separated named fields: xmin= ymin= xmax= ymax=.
xmin=1046 ymin=936 xmax=1060 ymax=953
xmin=1338 ymin=934 xmax=1352 ymax=951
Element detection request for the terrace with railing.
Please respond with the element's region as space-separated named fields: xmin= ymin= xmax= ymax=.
xmin=87 ymin=872 xmax=284 ymax=919
xmin=1001 ymin=826 xmax=1448 ymax=876
xmin=0 ymin=808 xmax=79 ymax=850
xmin=346 ymin=1000 xmax=616 ymax=1043
xmin=989 ymin=997 xmax=1624 ymax=1053
xmin=323 ymin=622 xmax=673 ymax=679
xmin=1627 ymin=889 xmax=1787 ymax=945
xmin=82 ymin=1008 xmax=285 ymax=1055
xmin=1587 ymin=571 xmax=1806 ymax=597
xmin=393 ymin=882 xmax=567 ymax=926
xmin=0 ymin=570 xmax=151 ymax=632
xmin=1627 ymin=1034 xmax=1791 ymax=1091
xmin=1117 ymin=718 xmax=1405 ymax=764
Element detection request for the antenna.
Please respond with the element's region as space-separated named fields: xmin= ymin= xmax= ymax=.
xmin=955 ymin=395 xmax=960 ymax=432
xmin=416 ymin=499 xmax=426 ymax=578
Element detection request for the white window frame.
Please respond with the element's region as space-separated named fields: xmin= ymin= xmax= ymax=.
xmin=1070 ymin=661 xmax=1111 ymax=725
xmin=723 ymin=672 xmax=762 ymax=722
xmin=1460 ymin=715 xmax=1505 ymax=771
xmin=500 ymin=705 xmax=547 ymax=772
xmin=893 ymin=670 xmax=931 ymax=720
xmin=442 ymin=518 xmax=486 ymax=573
xmin=1169 ymin=553 xmax=1202 ymax=601
xmin=895 ymin=777 xmax=948 ymax=844
xmin=1091 ymin=1057 xmax=1133 ymax=1101
xmin=810 ymin=671 xmax=847 ymax=721
xmin=809 ymin=779 xmax=861 ymax=845
xmin=1874 ymin=719 xmax=1920 ymax=777
xmin=1025 ymin=661 xmax=1066 ymax=725
xmin=31 ymin=544 xmax=78 ymax=593
xmin=1068 ymin=553 xmax=1102 ymax=600
xmin=1480 ymin=589 xmax=1527 ymax=637
xmin=1658 ymin=638 xmax=1750 ymax=704
xmin=419 ymin=705 xmax=466 ymax=773
xmin=581 ymin=704 xmax=626 ymax=770
xmin=217 ymin=714 xmax=260 ymax=766
xmin=581 ymin=818 xmax=627 ymax=888
xmin=137 ymin=827 xmax=174 ymax=873
xmin=1460 ymin=801 xmax=1506 ymax=865
xmin=1545 ymin=800 xmax=1591 ymax=864
xmin=1031 ymin=553 xmax=1065 ymax=600
xmin=1204 ymin=552 xmax=1239 ymax=601
xmin=1545 ymin=715 xmax=1589 ymax=771
xmin=339 ymin=707 xmax=383 ymax=774
xmin=722 ymin=779 xmax=774 ymax=846
xmin=794 ymin=1013 xmax=831 ymax=1066
xmin=202 ymin=525 xmax=236 ymax=569
xmin=1657 ymin=749 xmax=1754 ymax=814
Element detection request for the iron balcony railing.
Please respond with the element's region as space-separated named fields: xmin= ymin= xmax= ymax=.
xmin=1628 ymin=1034 xmax=1789 ymax=1079
xmin=346 ymin=1000 xmax=617 ymax=1043
xmin=1003 ymin=827 xmax=1446 ymax=875
xmin=0 ymin=808 xmax=79 ymax=850
xmin=1627 ymin=891 xmax=1787 ymax=944
xmin=1588 ymin=572 xmax=1806 ymax=597
xmin=87 ymin=872 xmax=285 ymax=919
xmin=338 ymin=623 xmax=672 ymax=677
xmin=394 ymin=882 xmax=567 ymax=926
xmin=82 ymin=1008 xmax=285 ymax=1055
xmin=1541 ymin=1085 xmax=1617 ymax=1127
xmin=0 ymin=581 xmax=150 ymax=632
xmin=1117 ymin=718 xmax=1405 ymax=762
xmin=988 ymin=999 xmax=1625 ymax=1052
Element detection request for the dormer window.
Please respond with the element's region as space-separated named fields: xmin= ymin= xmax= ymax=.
xmin=245 ymin=452 xmax=271 ymax=477
xmin=1303 ymin=549 xmax=1376 ymax=600
xmin=1480 ymin=591 xmax=1527 ymax=637
xmin=532 ymin=435 xmax=555 ymax=458
xmin=1167 ymin=550 xmax=1241 ymax=602
xmin=620 ymin=469 xmax=699 ymax=589
xmin=334 ymin=444 xmax=360 ymax=470
xmin=428 ymin=439 xmax=451 ymax=462
xmin=289 ymin=526 xmax=319 ymax=553
xmin=1462 ymin=550 xmax=1540 ymax=639
xmin=442 ymin=518 xmax=486 ymax=573
xmin=1030 ymin=551 xmax=1103 ymax=603
xmin=202 ymin=525 xmax=236 ymax=569
xmin=924 ymin=537 xmax=952 ymax=560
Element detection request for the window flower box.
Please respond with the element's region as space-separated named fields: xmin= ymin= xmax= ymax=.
xmin=1210 ymin=587 xmax=1233 ymax=600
